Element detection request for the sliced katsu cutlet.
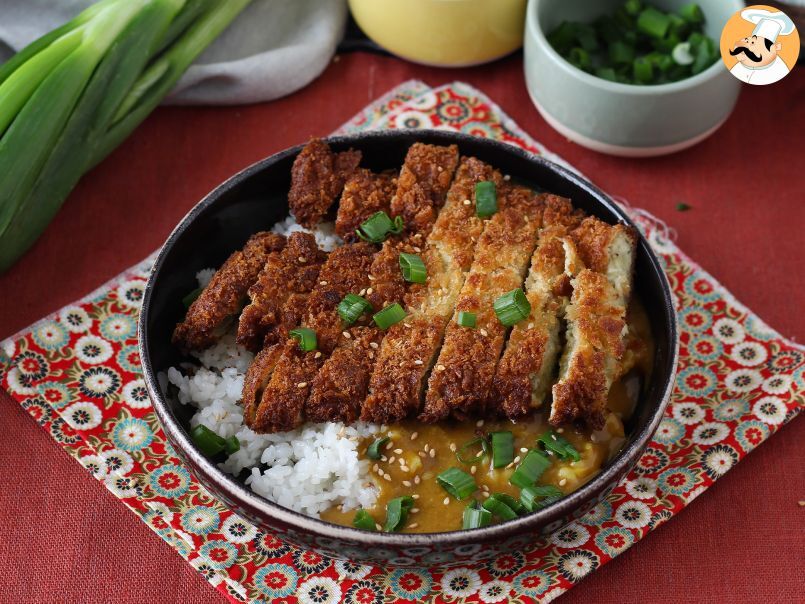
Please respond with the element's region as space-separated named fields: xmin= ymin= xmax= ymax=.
xmin=360 ymin=156 xmax=498 ymax=424
xmin=420 ymin=185 xmax=544 ymax=422
xmin=172 ymin=232 xmax=286 ymax=352
xmin=335 ymin=168 xmax=397 ymax=242
xmin=550 ymin=218 xmax=637 ymax=429
xmin=288 ymin=138 xmax=362 ymax=228
xmin=494 ymin=195 xmax=586 ymax=419
xmin=236 ymin=232 xmax=326 ymax=352
xmin=248 ymin=243 xmax=376 ymax=432
xmin=307 ymin=143 xmax=459 ymax=423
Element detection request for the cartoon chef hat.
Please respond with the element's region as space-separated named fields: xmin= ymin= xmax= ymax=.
xmin=741 ymin=8 xmax=796 ymax=43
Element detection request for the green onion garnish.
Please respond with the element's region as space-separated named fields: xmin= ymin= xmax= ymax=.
xmin=609 ymin=40 xmax=635 ymax=65
xmin=355 ymin=211 xmax=404 ymax=243
xmin=289 ymin=327 xmax=317 ymax=352
xmin=633 ymin=56 xmax=653 ymax=83
xmin=536 ymin=430 xmax=581 ymax=462
xmin=482 ymin=495 xmax=519 ymax=521
xmin=493 ymin=289 xmax=531 ymax=327
xmin=338 ymin=293 xmax=372 ymax=326
xmin=190 ymin=424 xmax=236 ymax=458
xmin=675 ymin=202 xmax=692 ymax=211
xmin=399 ymin=253 xmax=427 ymax=284
xmin=462 ymin=501 xmax=492 ymax=529
xmin=437 ymin=467 xmax=477 ymax=500
xmin=520 ymin=485 xmax=564 ymax=512
xmin=456 ymin=437 xmax=489 ymax=464
xmin=624 ymin=0 xmax=642 ymax=16
xmin=367 ymin=436 xmax=390 ymax=460
xmin=490 ymin=431 xmax=514 ymax=469
xmin=489 ymin=492 xmax=524 ymax=515
xmin=223 ymin=435 xmax=240 ymax=455
xmin=475 ymin=181 xmax=497 ymax=217
xmin=384 ymin=495 xmax=414 ymax=532
xmin=678 ymin=2 xmax=703 ymax=24
xmin=352 ymin=508 xmax=376 ymax=531
xmin=373 ymin=303 xmax=406 ymax=330
xmin=456 ymin=311 xmax=477 ymax=328
xmin=637 ymin=7 xmax=670 ymax=38
xmin=182 ymin=286 xmax=203 ymax=309
xmin=509 ymin=449 xmax=551 ymax=489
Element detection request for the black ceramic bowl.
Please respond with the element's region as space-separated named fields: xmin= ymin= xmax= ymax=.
xmin=139 ymin=130 xmax=678 ymax=567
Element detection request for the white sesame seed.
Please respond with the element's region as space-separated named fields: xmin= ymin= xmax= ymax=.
xmin=503 ymin=174 xmax=511 ymax=181
xmin=368 ymin=274 xmax=374 ymax=280
xmin=443 ymin=497 xmax=450 ymax=505
xmin=414 ymin=475 xmax=421 ymax=485
xmin=481 ymin=484 xmax=489 ymax=492
xmin=342 ymin=331 xmax=351 ymax=339
xmin=429 ymin=449 xmax=436 ymax=458
xmin=401 ymin=466 xmax=410 ymax=473
xmin=506 ymin=462 xmax=514 ymax=469
xmin=480 ymin=328 xmax=488 ymax=337
xmin=298 ymin=256 xmax=306 ymax=263
xmin=413 ymin=246 xmax=421 ymax=253
xmin=384 ymin=473 xmax=392 ymax=481
xmin=470 ymin=465 xmax=477 ymax=475
xmin=418 ymin=451 xmax=426 ymax=458
xmin=437 ymin=166 xmax=443 ymax=171
xmin=381 ymin=455 xmax=388 ymax=462
xmin=412 ymin=494 xmax=420 ymax=500
xmin=320 ymin=281 xmax=328 ymax=285
xmin=414 ymin=359 xmax=423 ymax=365
xmin=463 ymin=199 xmax=471 ymax=205
xmin=476 ymin=419 xmax=484 ymax=427
xmin=369 ymin=342 xmax=379 ymax=349
xmin=559 ymin=478 xmax=567 ymax=486
xmin=296 ymin=382 xmax=307 ymax=388
xmin=389 ymin=456 xmax=396 ymax=463
xmin=411 ymin=507 xmax=420 ymax=514
xmin=590 ymin=433 xmax=598 ymax=443
xmin=482 ymin=492 xmax=491 ymax=498
xmin=449 ymin=442 xmax=456 ymax=452
xmin=520 ymin=447 xmax=528 ymax=453
xmin=366 ymin=287 xmax=373 ymax=294
xmin=513 ymin=455 xmax=521 ymax=464
xmin=528 ymin=322 xmax=534 ymax=329
xmin=385 ymin=441 xmax=393 ymax=450
xmin=557 ymin=427 xmax=564 ymax=433
xmin=402 ymin=480 xmax=412 ymax=487
xmin=423 ymin=443 xmax=429 ymax=452
xmin=380 ymin=424 xmax=387 ymax=432
xmin=375 ymin=523 xmax=382 ymax=531
xmin=314 ymin=351 xmax=322 ymax=359
xmin=394 ymin=448 xmax=403 ymax=454
xmin=359 ymin=288 xmax=366 ymax=296
xmin=410 ymin=432 xmax=418 ymax=440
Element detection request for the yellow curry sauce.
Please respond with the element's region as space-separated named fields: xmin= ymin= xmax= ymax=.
xmin=321 ymin=300 xmax=653 ymax=533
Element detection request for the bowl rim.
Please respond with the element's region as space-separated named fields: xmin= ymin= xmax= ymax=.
xmin=527 ymin=0 xmax=745 ymax=95
xmin=139 ymin=129 xmax=679 ymax=547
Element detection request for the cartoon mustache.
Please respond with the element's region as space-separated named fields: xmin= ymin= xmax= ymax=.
xmin=730 ymin=46 xmax=763 ymax=62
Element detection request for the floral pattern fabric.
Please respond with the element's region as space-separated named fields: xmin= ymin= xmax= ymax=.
xmin=1 ymin=80 xmax=803 ymax=603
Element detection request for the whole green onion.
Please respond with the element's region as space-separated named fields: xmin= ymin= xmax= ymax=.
xmin=399 ymin=253 xmax=427 ymax=284
xmin=0 ymin=0 xmax=253 ymax=272
xmin=475 ymin=181 xmax=497 ymax=217
xmin=490 ymin=431 xmax=514 ymax=469
xmin=352 ymin=508 xmax=376 ymax=531
xmin=356 ymin=211 xmax=404 ymax=243
xmin=289 ymin=327 xmax=317 ymax=352
xmin=520 ymin=485 xmax=564 ymax=512
xmin=456 ymin=311 xmax=477 ymax=328
xmin=366 ymin=436 xmax=390 ymax=460
xmin=437 ymin=467 xmax=476 ymax=500
xmin=509 ymin=449 xmax=551 ymax=489
xmin=384 ymin=495 xmax=414 ymax=532
xmin=338 ymin=293 xmax=372 ymax=326
xmin=373 ymin=303 xmax=406 ymax=330
xmin=462 ymin=501 xmax=492 ymax=529
xmin=493 ymin=289 xmax=531 ymax=327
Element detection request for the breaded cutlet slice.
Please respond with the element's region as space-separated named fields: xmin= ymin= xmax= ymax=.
xmin=249 ymin=243 xmax=375 ymax=433
xmin=335 ymin=169 xmax=398 ymax=242
xmin=308 ymin=146 xmax=459 ymax=423
xmin=288 ymin=138 xmax=362 ymax=228
xmin=360 ymin=156 xmax=497 ymax=424
xmin=494 ymin=195 xmax=586 ymax=418
xmin=236 ymin=232 xmax=326 ymax=352
xmin=172 ymin=232 xmax=286 ymax=352
xmin=550 ymin=219 xmax=637 ymax=429
xmin=420 ymin=186 xmax=543 ymax=422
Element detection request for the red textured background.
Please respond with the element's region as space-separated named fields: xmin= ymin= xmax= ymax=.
xmin=0 ymin=53 xmax=802 ymax=603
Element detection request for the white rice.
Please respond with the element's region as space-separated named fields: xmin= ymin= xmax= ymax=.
xmin=165 ymin=219 xmax=378 ymax=518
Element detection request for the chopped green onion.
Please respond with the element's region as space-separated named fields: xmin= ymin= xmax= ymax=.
xmin=356 ymin=211 xmax=404 ymax=243
xmin=547 ymin=21 xmax=579 ymax=53
xmin=338 ymin=293 xmax=372 ymax=325
xmin=437 ymin=467 xmax=477 ymax=500
xmin=289 ymin=327 xmax=317 ymax=352
xmin=493 ymin=289 xmax=531 ymax=327
xmin=489 ymin=493 xmax=524 ymax=515
xmin=475 ymin=181 xmax=497 ymax=218
xmin=595 ymin=67 xmax=618 ymax=81
xmin=491 ymin=431 xmax=514 ymax=469
xmin=608 ymin=40 xmax=635 ymax=65
xmin=456 ymin=311 xmax=477 ymax=328
xmin=189 ymin=424 xmax=233 ymax=458
xmin=691 ymin=36 xmax=715 ymax=74
xmin=456 ymin=437 xmax=489 ymax=464
xmin=182 ymin=286 xmax=203 ymax=309
xmin=568 ymin=47 xmax=592 ymax=71
xmin=384 ymin=495 xmax=414 ymax=532
xmin=671 ymin=41 xmax=694 ymax=65
xmin=637 ymin=7 xmax=670 ymax=38
xmin=509 ymin=449 xmax=551 ymax=489
xmin=373 ymin=303 xmax=406 ymax=330
xmin=462 ymin=501 xmax=492 ymax=529
xmin=633 ymin=57 xmax=653 ymax=83
xmin=223 ymin=435 xmax=240 ymax=455
xmin=399 ymin=253 xmax=427 ymax=284
xmin=678 ymin=3 xmax=703 ymax=24
xmin=575 ymin=24 xmax=599 ymax=52
xmin=676 ymin=202 xmax=691 ymax=212
xmin=353 ymin=508 xmax=377 ymax=531
xmin=520 ymin=485 xmax=564 ymax=512
xmin=367 ymin=436 xmax=390 ymax=459
xmin=482 ymin=495 xmax=519 ymax=521
xmin=536 ymin=431 xmax=580 ymax=462
xmin=624 ymin=0 xmax=642 ymax=16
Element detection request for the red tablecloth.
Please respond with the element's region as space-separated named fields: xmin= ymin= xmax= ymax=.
xmin=0 ymin=52 xmax=802 ymax=603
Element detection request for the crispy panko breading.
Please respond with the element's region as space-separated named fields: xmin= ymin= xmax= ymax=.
xmin=288 ymin=138 xmax=361 ymax=228
xmin=494 ymin=195 xmax=585 ymax=418
xmin=248 ymin=243 xmax=376 ymax=432
xmin=237 ymin=232 xmax=326 ymax=352
xmin=172 ymin=232 xmax=286 ymax=352
xmin=335 ymin=169 xmax=398 ymax=242
xmin=361 ymin=156 xmax=497 ymax=424
xmin=241 ymin=344 xmax=286 ymax=425
xmin=550 ymin=218 xmax=637 ymax=429
xmin=421 ymin=186 xmax=543 ymax=421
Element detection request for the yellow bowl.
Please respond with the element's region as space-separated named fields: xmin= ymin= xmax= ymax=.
xmin=349 ymin=0 xmax=527 ymax=67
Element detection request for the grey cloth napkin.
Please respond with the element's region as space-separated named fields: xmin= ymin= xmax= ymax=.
xmin=0 ymin=0 xmax=347 ymax=105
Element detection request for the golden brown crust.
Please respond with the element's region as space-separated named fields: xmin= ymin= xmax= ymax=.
xmin=288 ymin=138 xmax=362 ymax=228
xmin=237 ymin=233 xmax=326 ymax=352
xmin=172 ymin=231 xmax=286 ymax=352
xmin=335 ymin=169 xmax=398 ymax=242
xmin=390 ymin=143 xmax=459 ymax=234
xmin=542 ymin=194 xmax=585 ymax=230
xmin=241 ymin=344 xmax=285 ymax=424
xmin=421 ymin=186 xmax=543 ymax=421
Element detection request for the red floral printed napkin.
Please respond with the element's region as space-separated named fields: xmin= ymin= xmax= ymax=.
xmin=1 ymin=81 xmax=803 ymax=604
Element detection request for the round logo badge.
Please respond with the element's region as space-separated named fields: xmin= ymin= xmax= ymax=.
xmin=720 ymin=5 xmax=800 ymax=85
